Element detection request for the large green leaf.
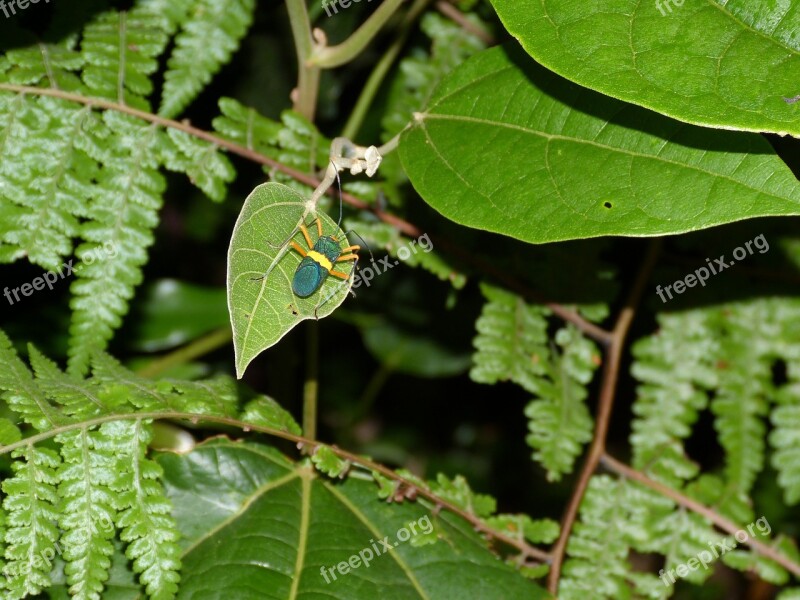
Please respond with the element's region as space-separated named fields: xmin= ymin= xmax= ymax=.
xmin=490 ymin=0 xmax=800 ymax=136
xmin=227 ymin=183 xmax=357 ymax=378
xmin=398 ymin=45 xmax=800 ymax=243
xmin=157 ymin=438 xmax=548 ymax=599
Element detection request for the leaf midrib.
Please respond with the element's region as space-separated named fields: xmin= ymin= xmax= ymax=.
xmin=324 ymin=483 xmax=431 ymax=600
xmin=287 ymin=470 xmax=312 ymax=600
xmin=179 ymin=469 xmax=300 ymax=559
xmin=417 ymin=111 xmax=796 ymax=206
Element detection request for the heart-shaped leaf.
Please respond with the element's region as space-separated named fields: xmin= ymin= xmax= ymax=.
xmin=157 ymin=438 xmax=549 ymax=599
xmin=490 ymin=0 xmax=800 ymax=136
xmin=227 ymin=183 xmax=356 ymax=378
xmin=398 ymin=45 xmax=800 ymax=244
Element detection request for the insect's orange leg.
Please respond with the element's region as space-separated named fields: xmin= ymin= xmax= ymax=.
xmin=298 ymin=223 xmax=314 ymax=249
xmin=340 ymin=245 xmax=360 ymax=253
xmin=290 ymin=240 xmax=308 ymax=257
xmin=336 ymin=254 xmax=358 ymax=262
xmin=329 ymin=269 xmax=350 ymax=279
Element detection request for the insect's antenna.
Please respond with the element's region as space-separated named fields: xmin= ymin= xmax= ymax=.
xmin=252 ymin=210 xmax=310 ymax=282
xmin=251 ymin=242 xmax=292 ymax=282
xmin=334 ymin=166 xmax=344 ymax=231
xmin=265 ymin=225 xmax=300 ymax=250
xmin=342 ymin=230 xmax=374 ymax=264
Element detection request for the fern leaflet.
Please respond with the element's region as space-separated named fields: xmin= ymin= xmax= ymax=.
xmin=471 ymin=284 xmax=599 ymax=480
xmin=159 ymin=0 xmax=256 ymax=118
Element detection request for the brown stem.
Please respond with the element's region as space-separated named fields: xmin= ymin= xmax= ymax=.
xmin=601 ymin=453 xmax=800 ymax=579
xmin=0 ymin=83 xmax=611 ymax=343
xmin=456 ymin=248 xmax=613 ymax=346
xmin=547 ymin=239 xmax=662 ymax=594
xmin=435 ymin=1 xmax=495 ymax=45
xmin=0 ymin=84 xmax=426 ymax=232
xmin=0 ymin=411 xmax=550 ymax=563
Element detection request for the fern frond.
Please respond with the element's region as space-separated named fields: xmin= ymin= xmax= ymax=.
xmin=470 ymin=283 xmax=550 ymax=393
xmin=471 ymin=284 xmax=599 ymax=480
xmin=67 ymin=111 xmax=167 ymax=375
xmin=81 ymin=8 xmax=170 ymax=110
xmin=89 ymin=352 xmax=173 ymax=412
xmin=164 ymin=376 xmax=240 ymax=417
xmin=0 ymin=95 xmax=95 ymax=270
xmin=0 ymin=330 xmax=62 ymax=431
xmin=428 ymin=473 xmax=496 ymax=518
xmin=241 ymin=396 xmax=302 ymax=435
xmin=0 ymin=331 xmax=292 ymax=599
xmin=631 ymin=299 xmax=800 ymax=516
xmin=620 ymin=298 xmax=800 ymax=594
xmin=212 ymin=100 xmax=329 ymax=194
xmin=159 ymin=0 xmax=256 ymax=118
xmin=265 ymin=110 xmax=330 ymax=194
xmin=771 ymin=383 xmax=800 ymax=505
xmin=708 ymin=306 xmax=773 ymax=520
xmin=90 ymin=351 xmax=242 ymax=419
xmin=113 ymin=420 xmax=181 ymax=599
xmin=0 ymin=2 xmax=253 ymax=365
xmin=0 ymin=36 xmax=83 ymax=90
xmin=138 ymin=0 xmax=195 ymax=35
xmin=561 ymin=474 xmax=769 ymax=598
xmin=162 ymin=129 xmax=235 ymax=201
xmin=311 ymin=446 xmax=351 ymax=478
xmin=723 ymin=536 xmax=798 ymax=586
xmin=212 ymin=97 xmax=281 ymax=155
xmin=559 ymin=476 xmax=664 ymax=599
xmin=484 ymin=514 xmax=559 ymax=546
xmin=27 ymin=350 xmax=93 ymax=426
xmin=524 ymin=326 xmax=598 ymax=482
xmin=638 ymin=487 xmax=722 ymax=588
xmin=270 ymin=111 xmax=327 ymax=170
xmin=56 ymin=427 xmax=117 ymax=600
xmin=1 ymin=444 xmax=61 ymax=599
xmin=630 ymin=309 xmax=717 ymax=487
xmin=0 ymin=89 xmax=165 ymax=374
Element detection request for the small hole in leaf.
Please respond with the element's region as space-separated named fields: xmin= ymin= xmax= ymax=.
xmin=603 ymin=201 xmax=612 ymax=209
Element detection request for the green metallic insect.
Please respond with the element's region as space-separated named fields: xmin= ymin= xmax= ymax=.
xmin=252 ymin=172 xmax=370 ymax=310
xmin=288 ymin=216 xmax=360 ymax=298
